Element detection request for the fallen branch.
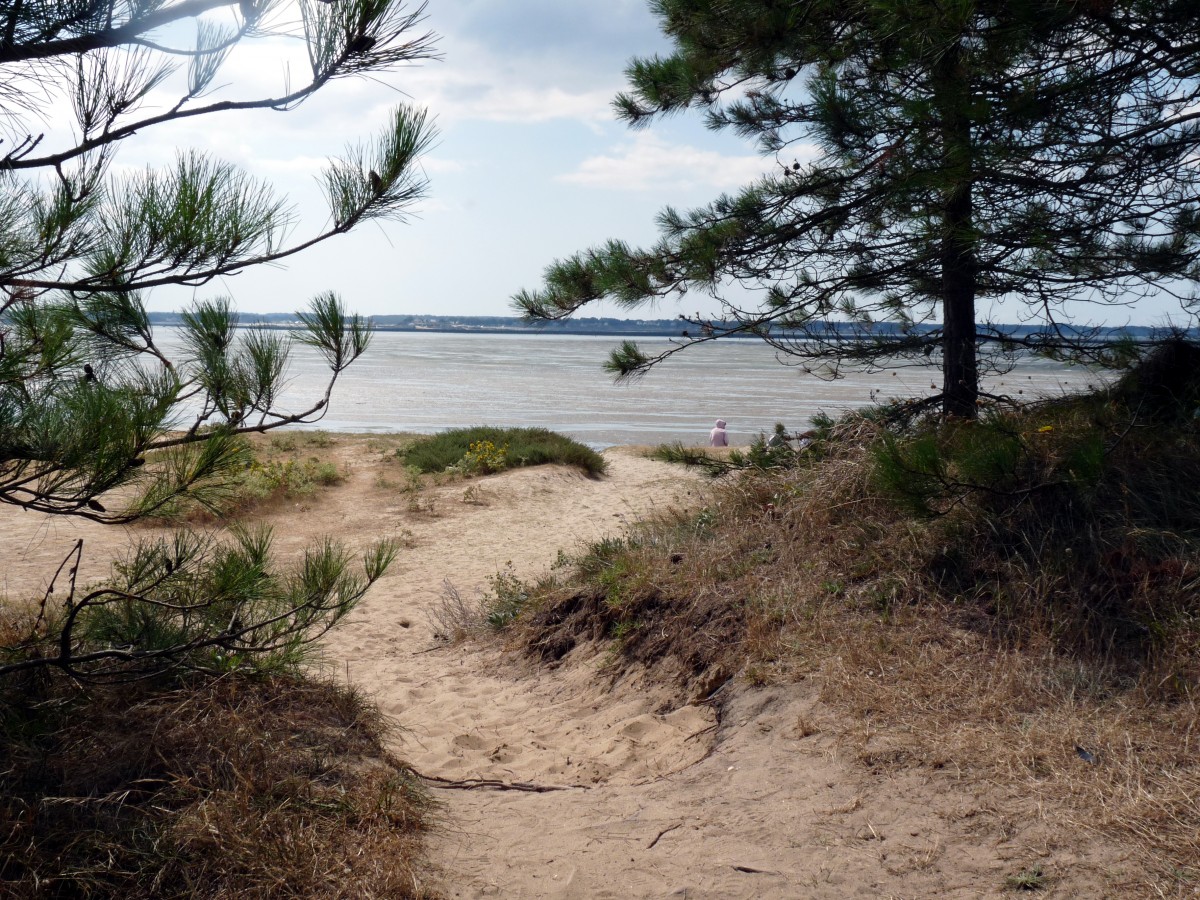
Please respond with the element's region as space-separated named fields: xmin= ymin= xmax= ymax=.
xmin=415 ymin=772 xmax=589 ymax=793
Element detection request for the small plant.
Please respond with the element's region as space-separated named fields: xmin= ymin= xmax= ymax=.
xmin=242 ymin=457 xmax=343 ymax=501
xmin=577 ymin=536 xmax=629 ymax=575
xmin=269 ymin=431 xmax=335 ymax=454
xmin=692 ymin=507 xmax=718 ymax=533
xmin=1005 ymin=864 xmax=1046 ymax=891
xmin=484 ymin=564 xmax=532 ymax=629
xmin=429 ymin=581 xmax=488 ymax=641
xmin=459 ymin=439 xmax=508 ymax=475
xmin=405 ymin=494 xmax=437 ymax=516
xmin=653 ymin=425 xmax=806 ymax=477
xmin=401 ymin=465 xmax=424 ymax=493
xmin=269 ymin=433 xmax=299 ymax=453
xmin=610 ymin=619 xmax=640 ymax=642
xmin=2 ymin=529 xmax=398 ymax=681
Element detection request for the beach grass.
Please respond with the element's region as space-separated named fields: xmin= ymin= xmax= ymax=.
xmin=149 ymin=431 xmax=347 ymax=522
xmin=505 ymin=344 xmax=1200 ymax=889
xmin=399 ymin=426 xmax=607 ymax=477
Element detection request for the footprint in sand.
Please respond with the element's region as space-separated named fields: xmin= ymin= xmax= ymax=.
xmin=452 ymin=733 xmax=489 ymax=752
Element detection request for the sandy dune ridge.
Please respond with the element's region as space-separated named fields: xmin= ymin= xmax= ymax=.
xmin=0 ymin=440 xmax=1123 ymax=897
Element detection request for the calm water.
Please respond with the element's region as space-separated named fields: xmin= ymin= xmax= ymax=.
xmin=158 ymin=330 xmax=1098 ymax=448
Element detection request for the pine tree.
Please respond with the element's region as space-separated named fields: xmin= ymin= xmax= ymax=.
xmin=0 ymin=0 xmax=434 ymax=679
xmin=1 ymin=0 xmax=438 ymax=521
xmin=516 ymin=0 xmax=1200 ymax=417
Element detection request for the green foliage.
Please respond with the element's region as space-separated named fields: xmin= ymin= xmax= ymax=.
xmin=577 ymin=536 xmax=632 ymax=576
xmin=874 ymin=344 xmax=1200 ymax=525
xmin=864 ymin=342 xmax=1200 ymax=669
xmin=517 ymin=1 xmax=1200 ymax=417
xmin=399 ymin=426 xmax=607 ymax=477
xmin=653 ymin=425 xmax=808 ymax=477
xmin=727 ymin=432 xmax=800 ymax=472
xmin=1 ymin=1 xmax=438 ymax=523
xmin=237 ymin=457 xmax=344 ymax=504
xmin=484 ymin=565 xmax=533 ymax=630
xmin=872 ymin=416 xmax=1028 ymax=517
xmin=268 ymin=431 xmax=336 ymax=453
xmin=1006 ymin=864 xmax=1047 ymax=891
xmin=459 ymin=439 xmax=509 ymax=475
xmin=1 ymin=529 xmax=398 ymax=682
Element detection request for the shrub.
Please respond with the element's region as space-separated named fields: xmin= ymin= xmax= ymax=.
xmin=399 ymin=426 xmax=607 ymax=477
xmin=460 ymin=439 xmax=508 ymax=475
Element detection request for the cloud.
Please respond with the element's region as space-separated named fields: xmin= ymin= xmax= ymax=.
xmin=557 ymin=134 xmax=773 ymax=192
xmin=399 ymin=52 xmax=618 ymax=127
xmin=430 ymin=0 xmax=660 ymax=67
xmin=387 ymin=1 xmax=667 ymax=127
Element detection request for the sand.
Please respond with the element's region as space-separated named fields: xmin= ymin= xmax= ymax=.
xmin=0 ymin=438 xmax=1125 ymax=898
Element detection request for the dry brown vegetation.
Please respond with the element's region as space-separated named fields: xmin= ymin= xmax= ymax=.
xmin=0 ymin=671 xmax=437 ymax=899
xmin=146 ymin=430 xmax=353 ymax=524
xmin=510 ymin=351 xmax=1200 ymax=892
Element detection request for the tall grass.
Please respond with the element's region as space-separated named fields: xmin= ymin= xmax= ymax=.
xmin=399 ymin=426 xmax=607 ymax=477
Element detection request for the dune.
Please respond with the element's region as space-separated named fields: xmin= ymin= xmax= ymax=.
xmin=0 ymin=436 xmax=1122 ymax=897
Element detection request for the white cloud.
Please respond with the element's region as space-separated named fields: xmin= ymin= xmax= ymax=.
xmin=400 ymin=60 xmax=617 ymax=126
xmin=557 ymin=134 xmax=773 ymax=192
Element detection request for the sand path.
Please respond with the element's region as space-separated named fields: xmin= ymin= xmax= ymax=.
xmin=0 ymin=440 xmax=1119 ymax=897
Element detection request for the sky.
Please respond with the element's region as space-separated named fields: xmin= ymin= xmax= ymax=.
xmin=115 ymin=1 xmax=770 ymax=321
xmin=18 ymin=1 xmax=1193 ymax=326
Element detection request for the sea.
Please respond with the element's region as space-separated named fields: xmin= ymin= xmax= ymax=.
xmin=156 ymin=330 xmax=1100 ymax=449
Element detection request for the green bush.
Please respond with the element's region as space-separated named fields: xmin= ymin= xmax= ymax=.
xmin=398 ymin=426 xmax=607 ymax=477
xmin=484 ymin=566 xmax=532 ymax=629
xmin=872 ymin=414 xmax=1029 ymax=517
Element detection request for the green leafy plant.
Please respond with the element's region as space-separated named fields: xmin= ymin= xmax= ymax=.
xmin=459 ymin=439 xmax=509 ymax=475
xmin=484 ymin=565 xmax=533 ymax=629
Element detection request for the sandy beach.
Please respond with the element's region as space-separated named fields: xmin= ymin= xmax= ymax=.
xmin=0 ymin=436 xmax=1123 ymax=897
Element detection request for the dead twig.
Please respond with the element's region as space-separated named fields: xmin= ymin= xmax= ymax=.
xmin=647 ymin=822 xmax=683 ymax=849
xmin=415 ymin=772 xmax=588 ymax=793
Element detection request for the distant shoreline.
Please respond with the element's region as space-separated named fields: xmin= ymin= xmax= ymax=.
xmin=145 ymin=312 xmax=1178 ymax=342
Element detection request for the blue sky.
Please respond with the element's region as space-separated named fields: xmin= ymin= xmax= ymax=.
xmin=132 ymin=1 xmax=767 ymax=320
xmin=52 ymin=1 xmax=1192 ymax=327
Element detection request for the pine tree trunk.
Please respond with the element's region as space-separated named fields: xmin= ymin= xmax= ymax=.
xmin=937 ymin=42 xmax=979 ymax=420
xmin=941 ymin=181 xmax=978 ymax=418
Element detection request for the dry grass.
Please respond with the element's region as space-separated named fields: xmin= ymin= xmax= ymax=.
xmin=429 ymin=581 xmax=489 ymax=642
xmin=513 ymin=401 xmax=1200 ymax=892
xmin=0 ymin=672 xmax=438 ymax=898
xmin=149 ymin=431 xmax=349 ymax=524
